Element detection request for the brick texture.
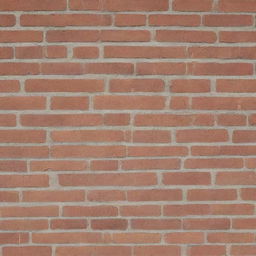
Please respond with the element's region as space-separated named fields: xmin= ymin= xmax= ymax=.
xmin=0 ymin=0 xmax=255 ymax=255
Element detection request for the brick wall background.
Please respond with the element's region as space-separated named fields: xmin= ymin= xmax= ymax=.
xmin=0 ymin=0 xmax=256 ymax=255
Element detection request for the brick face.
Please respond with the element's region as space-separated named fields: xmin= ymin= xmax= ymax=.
xmin=0 ymin=0 xmax=255 ymax=254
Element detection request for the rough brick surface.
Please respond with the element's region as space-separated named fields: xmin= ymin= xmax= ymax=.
xmin=0 ymin=0 xmax=255 ymax=255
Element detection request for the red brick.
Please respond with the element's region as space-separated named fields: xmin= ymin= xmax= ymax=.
xmin=69 ymin=0 xmax=102 ymax=10
xmin=16 ymin=46 xmax=43 ymax=59
xmin=0 ymin=63 xmax=40 ymax=76
xmin=210 ymin=204 xmax=254 ymax=215
xmin=23 ymin=190 xmax=85 ymax=202
xmin=0 ymin=114 xmax=16 ymax=126
xmin=149 ymin=14 xmax=200 ymax=26
xmin=73 ymin=47 xmax=99 ymax=59
xmin=127 ymin=189 xmax=182 ymax=201
xmin=51 ymin=96 xmax=89 ymax=110
xmin=47 ymin=30 xmax=99 ymax=42
xmin=21 ymin=114 xmax=102 ymax=127
xmin=50 ymin=219 xmax=87 ymax=230
xmin=105 ymin=46 xmax=186 ymax=58
xmin=0 ymin=174 xmax=49 ymax=187
xmin=104 ymin=114 xmax=130 ymax=126
xmin=131 ymin=219 xmax=181 ymax=230
xmin=171 ymin=79 xmax=210 ymax=93
xmin=0 ymin=146 xmax=49 ymax=158
xmin=134 ymin=246 xmax=180 ymax=256
xmin=231 ymin=246 xmax=256 ymax=255
xmin=164 ymin=204 xmax=210 ymax=216
xmin=218 ymin=0 xmax=256 ymax=12
xmin=187 ymin=189 xmax=237 ymax=201
xmin=26 ymin=79 xmax=103 ymax=92
xmin=165 ymin=232 xmax=204 ymax=244
xmin=56 ymin=246 xmax=131 ymax=256
xmin=207 ymin=232 xmax=254 ymax=243
xmin=217 ymin=79 xmax=256 ymax=92
xmin=0 ymin=14 xmax=15 ymax=26
xmin=137 ymin=62 xmax=186 ymax=75
xmin=216 ymin=171 xmax=256 ymax=185
xmin=217 ymin=114 xmax=247 ymax=126
xmin=0 ymin=80 xmax=19 ymax=92
xmin=120 ymin=205 xmax=161 ymax=217
xmin=21 ymin=14 xmax=111 ymax=26
xmin=184 ymin=218 xmax=230 ymax=230
xmin=132 ymin=130 xmax=171 ymax=143
xmin=189 ymin=245 xmax=226 ymax=256
xmin=232 ymin=218 xmax=256 ymax=229
xmin=220 ymin=31 xmax=256 ymax=43
xmin=85 ymin=63 xmax=133 ymax=74
xmin=0 ymin=220 xmax=48 ymax=231
xmin=94 ymin=95 xmax=165 ymax=110
xmin=163 ymin=172 xmax=211 ymax=185
xmin=0 ymin=233 xmax=29 ymax=244
xmin=63 ymin=206 xmax=118 ymax=217
xmin=90 ymin=160 xmax=119 ymax=171
xmin=0 ymin=47 xmax=13 ymax=59
xmin=156 ymin=30 xmax=216 ymax=43
xmin=101 ymin=30 xmax=150 ymax=42
xmin=173 ymin=0 xmax=213 ymax=11
xmin=46 ymin=45 xmax=67 ymax=58
xmin=188 ymin=62 xmax=253 ymax=76
xmin=59 ymin=173 xmax=157 ymax=187
xmin=30 ymin=160 xmax=87 ymax=172
xmin=0 ymin=191 xmax=19 ymax=202
xmin=0 ymin=130 xmax=46 ymax=143
xmin=0 ymin=161 xmax=27 ymax=172
xmin=203 ymin=14 xmax=253 ymax=26
xmin=0 ymin=31 xmax=42 ymax=42
xmin=241 ymin=188 xmax=256 ymax=200
xmin=115 ymin=14 xmax=146 ymax=26
xmin=91 ymin=219 xmax=128 ymax=230
xmin=0 ymin=206 xmax=58 ymax=217
xmin=3 ymin=246 xmax=51 ymax=256
xmin=233 ymin=130 xmax=256 ymax=143
xmin=107 ymin=233 xmax=161 ymax=243
xmin=88 ymin=190 xmax=125 ymax=201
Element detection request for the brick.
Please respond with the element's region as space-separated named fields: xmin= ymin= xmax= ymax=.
xmin=0 ymin=96 xmax=44 ymax=109
xmin=0 ymin=233 xmax=29 ymax=244
xmin=188 ymin=245 xmax=226 ymax=256
xmin=90 ymin=160 xmax=119 ymax=171
xmin=184 ymin=218 xmax=230 ymax=230
xmin=3 ymin=247 xmax=51 ymax=256
xmin=165 ymin=232 xmax=204 ymax=244
xmin=32 ymin=232 xmax=103 ymax=243
xmin=104 ymin=114 xmax=130 ymax=126
xmin=52 ymin=145 xmax=126 ymax=158
xmin=73 ymin=47 xmax=99 ymax=59
xmin=218 ymin=0 xmax=256 ymax=12
xmin=131 ymin=219 xmax=181 ymax=230
xmin=149 ymin=14 xmax=200 ymax=26
xmin=173 ymin=0 xmax=213 ymax=11
xmin=101 ymin=30 xmax=150 ymax=42
xmin=231 ymin=246 xmax=256 ymax=255
xmin=51 ymin=219 xmax=87 ymax=230
xmin=217 ymin=79 xmax=256 ymax=92
xmin=0 ymin=63 xmax=40 ymax=76
xmin=163 ymin=172 xmax=211 ymax=185
xmin=26 ymin=79 xmax=104 ymax=92
xmin=207 ymin=232 xmax=254 ymax=243
xmin=137 ymin=62 xmax=186 ymax=75
xmin=0 ymin=220 xmax=48 ymax=231
xmin=94 ymin=95 xmax=165 ymax=110
xmin=188 ymin=62 xmax=253 ymax=76
xmin=0 ymin=14 xmax=15 ymax=26
xmin=0 ymin=47 xmax=13 ymax=59
xmin=46 ymin=45 xmax=67 ymax=58
xmin=203 ymin=14 xmax=253 ymax=26
xmin=85 ymin=63 xmax=133 ymax=74
xmin=16 ymin=46 xmax=43 ymax=59
xmin=233 ymin=130 xmax=256 ymax=143
xmin=164 ymin=204 xmax=210 ymax=216
xmin=91 ymin=219 xmax=128 ymax=230
xmin=0 ymin=174 xmax=49 ymax=187
xmin=220 ymin=31 xmax=256 ymax=43
xmin=216 ymin=171 xmax=256 ymax=185
xmin=0 ymin=80 xmax=19 ymax=92
xmin=241 ymin=188 xmax=256 ymax=200
xmin=122 ymin=159 xmax=180 ymax=170
xmin=63 ymin=206 xmax=118 ymax=217
xmin=30 ymin=160 xmax=87 ymax=172
xmin=69 ymin=0 xmax=102 ymax=10
xmin=134 ymin=246 xmax=180 ymax=256
xmin=23 ymin=190 xmax=85 ymax=202
xmin=170 ymin=96 xmax=190 ymax=110
xmin=104 ymin=46 xmax=186 ymax=58
xmin=0 ymin=161 xmax=27 ymax=172
xmin=51 ymin=96 xmax=89 ymax=110
xmin=217 ymin=114 xmax=247 ymax=126
xmin=210 ymin=204 xmax=254 ymax=215
xmin=0 ymin=114 xmax=16 ymax=126
xmin=21 ymin=114 xmax=102 ymax=127
xmin=59 ymin=173 xmax=157 ymax=186
xmin=245 ymin=159 xmax=256 ymax=168
xmin=0 ymin=130 xmax=46 ymax=143
xmin=127 ymin=189 xmax=182 ymax=201
xmin=0 ymin=146 xmax=49 ymax=158
xmin=156 ymin=30 xmax=216 ymax=43
xmin=0 ymin=191 xmax=19 ymax=202
xmin=171 ymin=79 xmax=210 ymax=93
xmin=115 ymin=14 xmax=146 ymax=26
xmin=232 ymin=218 xmax=256 ymax=229
xmin=187 ymin=189 xmax=237 ymax=201
xmin=184 ymin=158 xmax=243 ymax=168
xmin=51 ymin=130 xmax=124 ymax=142
xmin=107 ymin=233 xmax=161 ymax=243
xmin=56 ymin=246 xmax=131 ymax=256
xmin=47 ymin=30 xmax=99 ymax=42
xmin=0 ymin=206 xmax=58 ymax=217
xmin=88 ymin=190 xmax=125 ymax=201
xmin=21 ymin=14 xmax=111 ymax=26
xmin=132 ymin=130 xmax=171 ymax=143
xmin=120 ymin=205 xmax=161 ymax=217
xmin=0 ymin=31 xmax=42 ymax=42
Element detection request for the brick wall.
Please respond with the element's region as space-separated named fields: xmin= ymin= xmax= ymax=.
xmin=0 ymin=0 xmax=256 ymax=255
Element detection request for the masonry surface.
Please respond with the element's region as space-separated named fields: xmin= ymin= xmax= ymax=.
xmin=0 ymin=0 xmax=256 ymax=255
